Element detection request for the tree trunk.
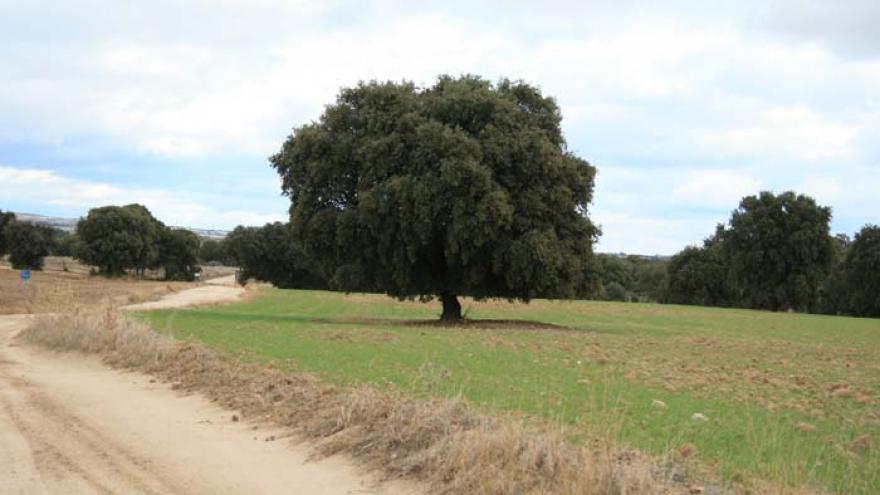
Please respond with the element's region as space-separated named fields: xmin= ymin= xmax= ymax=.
xmin=440 ymin=293 xmax=462 ymax=322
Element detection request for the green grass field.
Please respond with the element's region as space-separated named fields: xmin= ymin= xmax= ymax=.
xmin=143 ymin=289 xmax=880 ymax=494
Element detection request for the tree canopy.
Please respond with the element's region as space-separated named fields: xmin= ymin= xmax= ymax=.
xmin=233 ymin=222 xmax=326 ymax=289
xmin=77 ymin=204 xmax=166 ymax=276
xmin=199 ymin=238 xmax=231 ymax=265
xmin=5 ymin=221 xmax=53 ymax=270
xmin=723 ymin=192 xmax=833 ymax=312
xmin=595 ymin=254 xmax=667 ymax=303
xmin=223 ymin=225 xmax=259 ymax=269
xmin=161 ymin=228 xmax=201 ymax=281
xmin=842 ymin=225 xmax=880 ymax=317
xmin=51 ymin=232 xmax=81 ymax=258
xmin=666 ymin=230 xmax=730 ymax=307
xmin=271 ymin=75 xmax=599 ymax=320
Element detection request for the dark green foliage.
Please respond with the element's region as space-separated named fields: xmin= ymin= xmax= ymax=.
xmin=161 ymin=229 xmax=201 ymax=281
xmin=271 ymin=75 xmax=599 ymax=319
xmin=666 ymin=232 xmax=731 ymax=306
xmin=77 ymin=204 xmax=165 ymax=276
xmin=51 ymin=232 xmax=81 ymax=257
xmin=596 ymin=254 xmax=667 ymax=303
xmin=724 ymin=192 xmax=833 ymax=312
xmin=603 ymin=281 xmax=628 ymax=302
xmin=842 ymin=225 xmax=880 ymax=317
xmin=635 ymin=260 xmax=669 ymax=302
xmin=816 ymin=233 xmax=852 ymax=315
xmin=5 ymin=221 xmax=53 ymax=269
xmin=597 ymin=255 xmax=634 ymax=297
xmin=0 ymin=209 xmax=15 ymax=256
xmin=223 ymin=226 xmax=259 ymax=267
xmin=199 ymin=239 xmax=231 ymax=265
xmin=235 ymin=222 xmax=326 ymax=289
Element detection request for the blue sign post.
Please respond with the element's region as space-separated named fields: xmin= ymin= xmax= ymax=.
xmin=20 ymin=269 xmax=31 ymax=306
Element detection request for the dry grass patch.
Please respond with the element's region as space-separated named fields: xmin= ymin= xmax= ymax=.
xmin=0 ymin=266 xmax=194 ymax=314
xmin=19 ymin=305 xmax=702 ymax=495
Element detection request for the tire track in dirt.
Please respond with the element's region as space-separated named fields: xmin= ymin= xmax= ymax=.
xmin=0 ymin=316 xmax=184 ymax=494
xmin=0 ymin=371 xmax=180 ymax=494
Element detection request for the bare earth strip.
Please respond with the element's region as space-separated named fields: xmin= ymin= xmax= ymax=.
xmin=121 ymin=275 xmax=244 ymax=312
xmin=0 ymin=282 xmax=416 ymax=494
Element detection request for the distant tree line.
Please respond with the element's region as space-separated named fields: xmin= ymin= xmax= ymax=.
xmin=3 ymin=193 xmax=875 ymax=318
xmin=665 ymin=191 xmax=880 ymax=318
xmin=188 ymin=222 xmax=324 ymax=289
xmin=0 ymin=205 xmax=201 ymax=281
xmin=5 ymin=187 xmax=878 ymax=319
xmin=1 ymin=204 xmax=327 ymax=287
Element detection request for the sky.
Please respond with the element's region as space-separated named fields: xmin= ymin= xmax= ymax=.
xmin=1 ymin=0 xmax=878 ymax=255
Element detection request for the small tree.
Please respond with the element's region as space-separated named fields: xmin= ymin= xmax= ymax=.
xmin=724 ymin=192 xmax=833 ymax=312
xmin=161 ymin=228 xmax=201 ymax=281
xmin=843 ymin=225 xmax=880 ymax=317
xmin=272 ymin=76 xmax=599 ymax=320
xmin=5 ymin=221 xmax=53 ymax=269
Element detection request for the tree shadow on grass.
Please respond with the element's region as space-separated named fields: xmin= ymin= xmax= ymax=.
xmin=180 ymin=309 xmax=575 ymax=332
xmin=400 ymin=318 xmax=573 ymax=331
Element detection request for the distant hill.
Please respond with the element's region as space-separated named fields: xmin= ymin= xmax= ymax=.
xmin=12 ymin=212 xmax=231 ymax=240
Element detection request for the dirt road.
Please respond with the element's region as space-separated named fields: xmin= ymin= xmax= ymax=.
xmin=0 ymin=284 xmax=415 ymax=494
xmin=122 ymin=275 xmax=244 ymax=312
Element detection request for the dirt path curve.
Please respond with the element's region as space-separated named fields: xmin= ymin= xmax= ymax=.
xmin=122 ymin=275 xmax=244 ymax=312
xmin=0 ymin=281 xmax=417 ymax=494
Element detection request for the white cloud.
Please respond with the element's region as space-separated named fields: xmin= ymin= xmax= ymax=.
xmin=796 ymin=167 xmax=880 ymax=232
xmin=672 ymin=169 xmax=761 ymax=208
xmin=2 ymin=4 xmax=877 ymax=166
xmin=755 ymin=0 xmax=880 ymax=57
xmin=593 ymin=209 xmax=719 ymax=255
xmin=696 ymin=106 xmax=860 ymax=162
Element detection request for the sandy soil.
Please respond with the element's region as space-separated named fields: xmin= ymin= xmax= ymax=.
xmin=0 ymin=282 xmax=417 ymax=494
xmin=202 ymin=274 xmax=237 ymax=286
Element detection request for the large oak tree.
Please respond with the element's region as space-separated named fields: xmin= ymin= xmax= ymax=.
xmin=271 ymin=76 xmax=599 ymax=320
